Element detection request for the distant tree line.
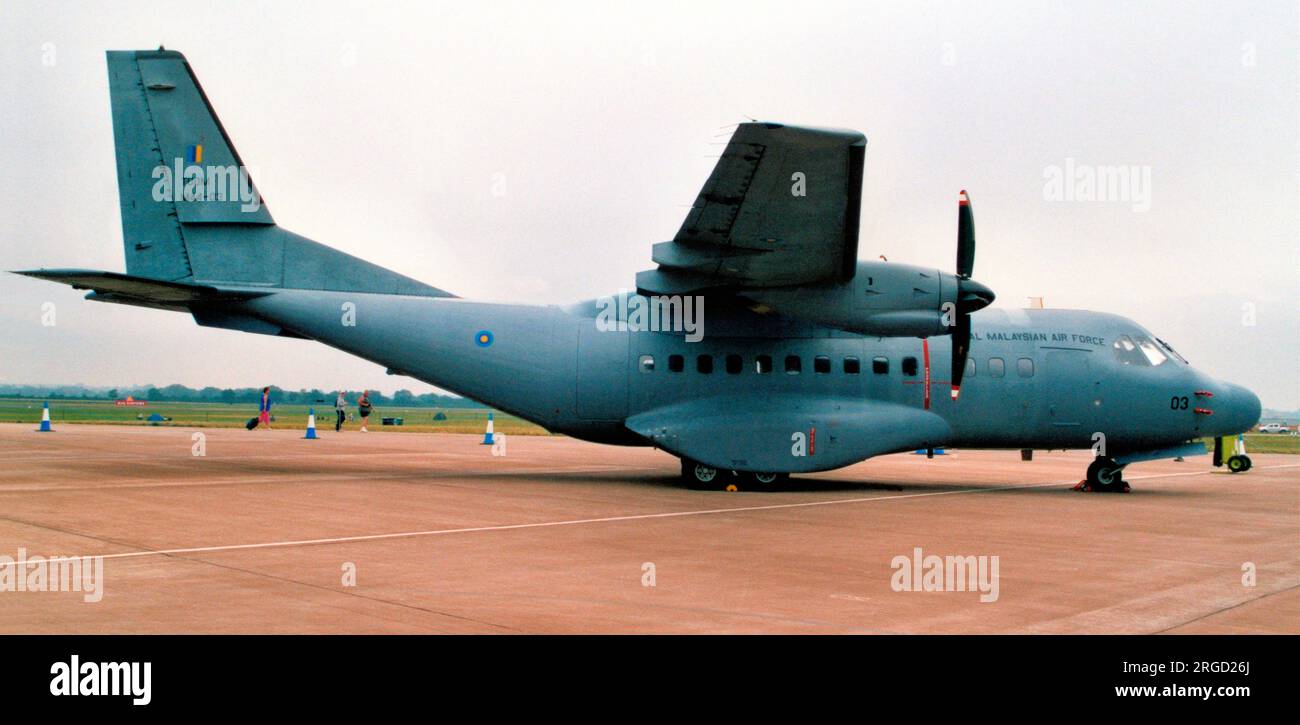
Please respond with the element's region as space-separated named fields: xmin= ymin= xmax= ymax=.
xmin=0 ymin=383 xmax=486 ymax=408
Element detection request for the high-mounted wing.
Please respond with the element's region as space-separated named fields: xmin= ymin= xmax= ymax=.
xmin=636 ymin=122 xmax=865 ymax=295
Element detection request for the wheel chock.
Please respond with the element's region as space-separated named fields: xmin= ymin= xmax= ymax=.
xmin=1072 ymin=479 xmax=1130 ymax=493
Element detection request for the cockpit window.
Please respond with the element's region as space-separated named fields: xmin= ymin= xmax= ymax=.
xmin=1113 ymin=335 xmax=1145 ymax=366
xmin=1135 ymin=336 xmax=1167 ymax=366
xmin=1113 ymin=333 xmax=1169 ymax=367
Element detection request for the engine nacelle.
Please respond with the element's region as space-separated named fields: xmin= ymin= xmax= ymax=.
xmin=741 ymin=260 xmax=964 ymax=337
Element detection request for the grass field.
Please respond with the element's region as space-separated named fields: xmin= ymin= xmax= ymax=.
xmin=0 ymin=398 xmax=549 ymax=435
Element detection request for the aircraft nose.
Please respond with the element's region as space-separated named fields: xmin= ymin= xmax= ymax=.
xmin=1218 ymin=383 xmax=1261 ymax=436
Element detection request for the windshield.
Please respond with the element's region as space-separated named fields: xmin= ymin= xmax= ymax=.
xmin=1113 ymin=333 xmax=1176 ymax=367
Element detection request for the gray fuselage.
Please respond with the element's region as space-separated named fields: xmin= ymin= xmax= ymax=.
xmin=236 ymin=288 xmax=1260 ymax=472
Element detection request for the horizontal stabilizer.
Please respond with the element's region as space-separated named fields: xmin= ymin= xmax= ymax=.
xmin=14 ymin=269 xmax=267 ymax=309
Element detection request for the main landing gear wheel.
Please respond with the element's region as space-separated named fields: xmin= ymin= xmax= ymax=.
xmin=738 ymin=471 xmax=790 ymax=492
xmin=681 ymin=460 xmax=791 ymax=491
xmin=682 ymin=459 xmax=727 ymax=490
xmin=1226 ymin=454 xmax=1252 ymax=473
xmin=1075 ymin=456 xmax=1130 ymax=493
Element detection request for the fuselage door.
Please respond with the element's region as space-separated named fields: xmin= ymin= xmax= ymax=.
xmin=576 ymin=324 xmax=630 ymax=420
xmin=1040 ymin=350 xmax=1099 ymax=445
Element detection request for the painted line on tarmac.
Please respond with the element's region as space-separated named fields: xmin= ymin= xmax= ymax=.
xmin=0 ymin=465 xmax=663 ymax=492
xmin=5 ymin=463 xmax=1296 ymax=567
xmin=0 ymin=450 xmax=513 ymax=465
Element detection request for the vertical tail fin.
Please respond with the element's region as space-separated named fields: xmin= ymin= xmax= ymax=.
xmin=107 ymin=49 xmax=273 ymax=282
xmin=98 ymin=49 xmax=449 ymax=298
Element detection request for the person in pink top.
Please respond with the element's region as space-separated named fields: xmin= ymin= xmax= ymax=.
xmin=258 ymin=386 xmax=273 ymax=430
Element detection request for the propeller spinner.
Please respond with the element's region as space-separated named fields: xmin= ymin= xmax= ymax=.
xmin=950 ymin=190 xmax=995 ymax=400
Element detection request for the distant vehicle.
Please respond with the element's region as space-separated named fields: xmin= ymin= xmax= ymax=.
xmin=1257 ymin=423 xmax=1290 ymax=434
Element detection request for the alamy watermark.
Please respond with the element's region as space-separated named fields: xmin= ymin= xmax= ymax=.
xmin=152 ymin=155 xmax=262 ymax=212
xmin=50 ymin=656 xmax=150 ymax=705
xmin=890 ymin=547 xmax=999 ymax=603
xmin=1043 ymin=158 xmax=1151 ymax=212
xmin=0 ymin=548 xmax=104 ymax=602
xmin=596 ymin=291 xmax=705 ymax=342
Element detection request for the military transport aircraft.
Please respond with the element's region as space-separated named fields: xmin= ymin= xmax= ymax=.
xmin=18 ymin=49 xmax=1261 ymax=491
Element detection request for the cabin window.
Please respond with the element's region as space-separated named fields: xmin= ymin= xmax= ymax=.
xmin=668 ymin=354 xmax=684 ymax=372
xmin=755 ymin=355 xmax=773 ymax=374
xmin=725 ymin=354 xmax=743 ymax=375
xmin=785 ymin=355 xmax=801 ymax=374
xmin=872 ymin=357 xmax=889 ymax=374
xmin=814 ymin=355 xmax=831 ymax=374
xmin=989 ymin=357 xmax=1005 ymax=377
xmin=844 ymin=356 xmax=861 ymax=374
xmin=1017 ymin=357 xmax=1034 ymax=377
xmin=902 ymin=356 xmax=918 ymax=376
xmin=697 ymin=355 xmax=713 ymax=374
xmin=638 ymin=355 xmax=655 ymax=373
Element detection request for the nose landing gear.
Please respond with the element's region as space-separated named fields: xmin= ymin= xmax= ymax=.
xmin=1073 ymin=456 xmax=1130 ymax=493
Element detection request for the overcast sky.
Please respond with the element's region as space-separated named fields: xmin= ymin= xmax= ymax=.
xmin=1 ymin=1 xmax=1296 ymax=408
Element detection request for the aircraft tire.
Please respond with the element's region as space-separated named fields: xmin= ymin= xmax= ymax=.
xmin=1226 ymin=455 xmax=1249 ymax=473
xmin=738 ymin=471 xmax=789 ymax=492
xmin=1086 ymin=457 xmax=1125 ymax=490
xmin=681 ymin=459 xmax=726 ymax=490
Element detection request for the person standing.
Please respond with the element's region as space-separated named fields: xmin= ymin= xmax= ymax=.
xmin=258 ymin=386 xmax=273 ymax=430
xmin=334 ymin=390 xmax=348 ymax=432
xmin=358 ymin=390 xmax=372 ymax=432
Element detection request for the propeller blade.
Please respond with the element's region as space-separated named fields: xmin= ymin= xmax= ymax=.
xmin=956 ymin=190 xmax=975 ymax=278
xmin=951 ymin=312 xmax=971 ymax=400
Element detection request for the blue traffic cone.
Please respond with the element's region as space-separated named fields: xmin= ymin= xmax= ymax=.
xmin=481 ymin=413 xmax=495 ymax=445
xmin=912 ymin=447 xmax=946 ymax=456
xmin=304 ymin=407 xmax=318 ymax=439
xmin=37 ymin=401 xmax=52 ymax=432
